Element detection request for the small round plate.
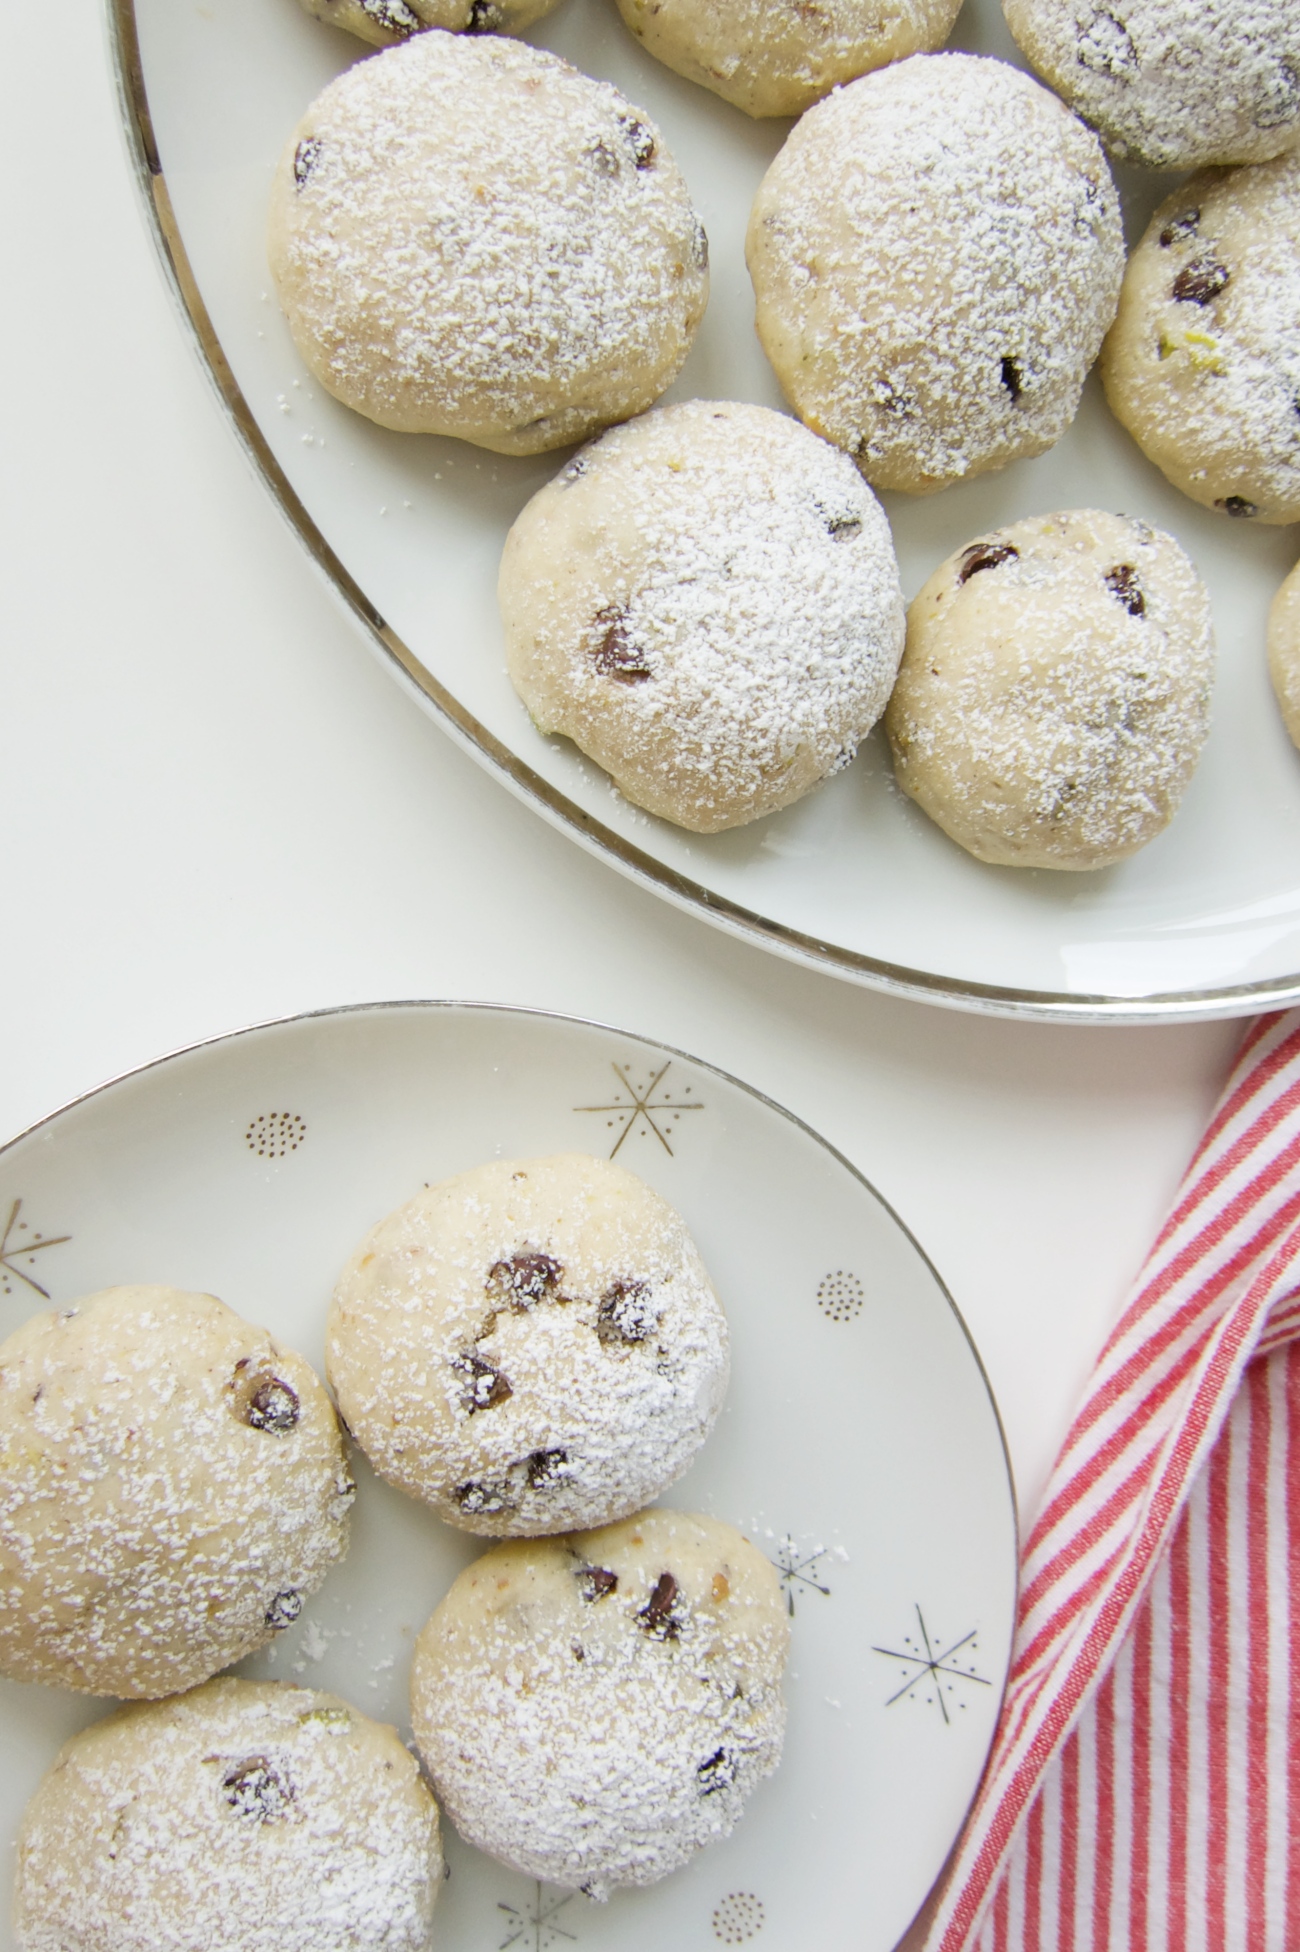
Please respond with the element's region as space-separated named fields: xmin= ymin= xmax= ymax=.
xmin=0 ymin=1002 xmax=1014 ymax=1952
xmin=111 ymin=0 xmax=1300 ymax=1023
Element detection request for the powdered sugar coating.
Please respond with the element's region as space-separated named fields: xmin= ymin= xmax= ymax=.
xmin=294 ymin=0 xmax=560 ymax=53
xmin=1101 ymin=151 xmax=1300 ymax=527
xmin=410 ymin=1510 xmax=788 ymax=1896
xmin=0 ymin=1286 xmax=353 ymax=1699
xmin=267 ymin=33 xmax=708 ymax=453
xmin=501 ymin=400 xmax=905 ymax=832
xmin=1269 ymin=559 xmax=1300 ymax=750
xmin=1004 ymin=0 xmax=1300 ymax=170
xmin=885 ymin=509 xmax=1214 ymax=869
xmin=327 ymin=1155 xmax=729 ymax=1536
xmin=15 ymin=1678 xmax=442 ymax=1952
xmin=612 ymin=0 xmax=962 ymax=118
xmin=746 ymin=53 xmax=1123 ymax=495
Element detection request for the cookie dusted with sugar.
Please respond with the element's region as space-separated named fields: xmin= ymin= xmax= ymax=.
xmin=746 ymin=53 xmax=1123 ymax=495
xmin=410 ymin=1510 xmax=788 ymax=1896
xmin=612 ymin=0 xmax=963 ymax=118
xmin=500 ymin=400 xmax=905 ymax=832
xmin=295 ymin=0 xmax=561 ymax=53
xmin=14 ymin=1678 xmax=442 ymax=1952
xmin=1101 ymin=152 xmax=1300 ymax=527
xmin=268 ymin=33 xmax=708 ymax=454
xmin=1269 ymin=560 xmax=1300 ymax=751
xmin=1003 ymin=0 xmax=1300 ymax=170
xmin=0 ymin=1286 xmax=353 ymax=1699
xmin=885 ymin=510 xmax=1214 ymax=870
xmin=327 ymin=1154 xmax=728 ymax=1535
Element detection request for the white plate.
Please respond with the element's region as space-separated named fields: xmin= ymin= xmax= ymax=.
xmin=0 ymin=1002 xmax=1014 ymax=1952
xmin=111 ymin=0 xmax=1300 ymax=1022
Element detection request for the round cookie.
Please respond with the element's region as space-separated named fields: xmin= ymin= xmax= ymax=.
xmin=1004 ymin=0 xmax=1300 ymax=171
xmin=501 ymin=400 xmax=905 ymax=832
xmin=1268 ymin=559 xmax=1300 ymax=750
xmin=410 ymin=1510 xmax=788 ymax=1895
xmin=327 ymin=1155 xmax=728 ymax=1535
xmin=746 ymin=54 xmax=1123 ymax=496
xmin=295 ymin=0 xmax=561 ymax=53
xmin=885 ymin=510 xmax=1215 ymax=870
xmin=0 ymin=1286 xmax=353 ymax=1698
xmin=1101 ymin=151 xmax=1300 ymax=527
xmin=612 ymin=0 xmax=963 ymax=118
xmin=14 ymin=1678 xmax=442 ymax=1952
xmin=268 ymin=33 xmax=708 ymax=454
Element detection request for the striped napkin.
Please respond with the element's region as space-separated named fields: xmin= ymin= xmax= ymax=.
xmin=920 ymin=1009 xmax=1300 ymax=1952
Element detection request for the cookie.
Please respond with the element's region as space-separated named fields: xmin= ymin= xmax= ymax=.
xmin=14 ymin=1678 xmax=441 ymax=1952
xmin=295 ymin=0 xmax=560 ymax=53
xmin=500 ymin=400 xmax=905 ymax=831
xmin=0 ymin=1286 xmax=352 ymax=1699
xmin=1004 ymin=0 xmax=1300 ymax=171
xmin=327 ymin=1154 xmax=728 ymax=1535
xmin=267 ymin=33 xmax=708 ymax=454
xmin=1101 ymin=151 xmax=1300 ymax=527
xmin=747 ymin=54 xmax=1123 ymax=496
xmin=611 ymin=0 xmax=962 ymax=118
xmin=885 ymin=510 xmax=1215 ymax=870
xmin=409 ymin=1510 xmax=788 ymax=1896
xmin=1268 ymin=559 xmax=1300 ymax=750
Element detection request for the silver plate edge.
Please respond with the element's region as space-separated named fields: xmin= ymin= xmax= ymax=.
xmin=104 ymin=0 xmax=1298 ymax=1027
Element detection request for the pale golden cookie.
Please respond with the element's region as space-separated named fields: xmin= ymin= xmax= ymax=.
xmin=410 ymin=1511 xmax=788 ymax=1896
xmin=1268 ymin=559 xmax=1300 ymax=750
xmin=886 ymin=510 xmax=1214 ymax=870
xmin=0 ymin=1286 xmax=352 ymax=1699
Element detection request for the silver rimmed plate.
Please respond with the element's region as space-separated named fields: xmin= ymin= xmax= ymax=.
xmin=0 ymin=1002 xmax=1015 ymax=1952
xmin=110 ymin=0 xmax=1300 ymax=1021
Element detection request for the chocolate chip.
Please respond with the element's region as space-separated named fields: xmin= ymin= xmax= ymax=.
xmin=487 ymin=1252 xmax=562 ymax=1308
xmin=1159 ymin=209 xmax=1200 ymax=248
xmin=1216 ymin=495 xmax=1259 ymax=518
xmin=264 ymin=1590 xmax=302 ymax=1631
xmin=453 ymin=1351 xmax=513 ymax=1412
xmin=957 ymin=541 xmax=1019 ymax=585
xmin=577 ymin=1565 xmax=618 ymax=1601
xmin=1000 ymin=358 xmax=1023 ymax=403
xmin=619 ymin=115 xmax=656 ymax=169
xmin=245 ymin=1375 xmax=300 ymax=1434
xmin=691 ymin=217 xmax=709 ymax=271
xmin=590 ymin=605 xmax=652 ymax=683
xmin=1076 ymin=8 xmax=1137 ymax=79
xmin=293 ymin=138 xmax=322 ymax=190
xmin=560 ymin=453 xmax=589 ymax=485
xmin=455 ymin=1476 xmax=513 ymax=1516
xmin=1172 ymin=260 xmax=1230 ymax=305
xmin=697 ymin=1747 xmax=737 ymax=1796
xmin=466 ymin=0 xmax=497 ymax=26
xmin=222 ymin=1757 xmax=293 ymax=1822
xmin=359 ymin=0 xmax=421 ymax=31
xmin=596 ymin=1279 xmax=657 ymax=1347
xmin=638 ymin=1571 xmax=681 ymax=1639
xmin=1103 ymin=564 xmax=1145 ymax=616
xmin=1257 ymin=58 xmax=1300 ymax=129
xmin=526 ymin=1447 xmax=569 ymax=1488
xmin=821 ymin=509 xmax=863 ymax=542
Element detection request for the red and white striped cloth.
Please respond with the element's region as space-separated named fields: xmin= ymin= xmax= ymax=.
xmin=922 ymin=1009 xmax=1300 ymax=1952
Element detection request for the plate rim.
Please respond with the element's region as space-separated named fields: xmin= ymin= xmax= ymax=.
xmin=0 ymin=994 xmax=1018 ymax=1951
xmin=105 ymin=0 xmax=1294 ymax=1029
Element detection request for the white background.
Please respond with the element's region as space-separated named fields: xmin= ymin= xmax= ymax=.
xmin=1 ymin=0 xmax=1252 ymax=1545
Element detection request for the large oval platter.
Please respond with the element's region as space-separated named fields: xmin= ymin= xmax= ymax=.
xmin=0 ymin=1002 xmax=1015 ymax=1951
xmin=110 ymin=0 xmax=1300 ymax=1019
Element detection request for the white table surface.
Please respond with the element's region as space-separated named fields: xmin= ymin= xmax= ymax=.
xmin=1 ymin=1 xmax=1247 ymax=1552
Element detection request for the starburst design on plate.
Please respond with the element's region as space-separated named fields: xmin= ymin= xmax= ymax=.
xmin=770 ymin=1535 xmax=832 ymax=1616
xmin=497 ymin=1883 xmax=577 ymax=1951
xmin=0 ymin=1198 xmax=72 ymax=1300
xmin=873 ymin=1605 xmax=991 ymax=1724
xmin=575 ymin=1061 xmax=703 ymax=1158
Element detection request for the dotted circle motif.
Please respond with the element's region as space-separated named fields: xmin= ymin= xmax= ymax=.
xmin=713 ymin=1893 xmax=765 ymax=1943
xmin=817 ymin=1269 xmax=864 ymax=1322
xmin=245 ymin=1112 xmax=307 ymax=1160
